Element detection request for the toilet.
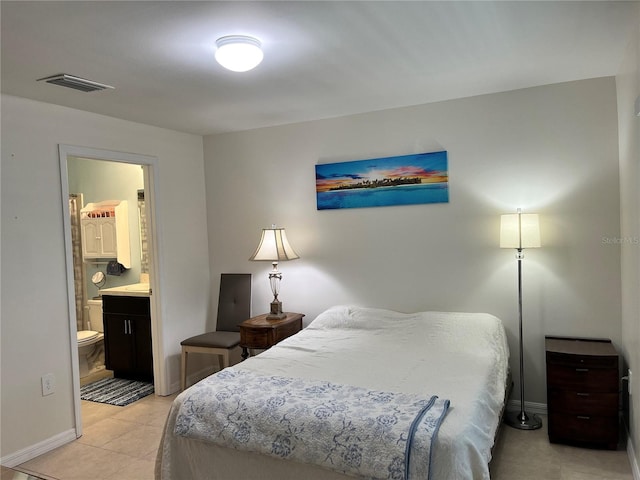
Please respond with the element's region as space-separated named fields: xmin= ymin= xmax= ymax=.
xmin=77 ymin=298 xmax=105 ymax=379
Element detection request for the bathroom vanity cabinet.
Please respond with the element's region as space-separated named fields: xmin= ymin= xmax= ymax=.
xmin=102 ymin=295 xmax=153 ymax=381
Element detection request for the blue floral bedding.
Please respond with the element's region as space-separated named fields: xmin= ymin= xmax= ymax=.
xmin=174 ymin=368 xmax=450 ymax=480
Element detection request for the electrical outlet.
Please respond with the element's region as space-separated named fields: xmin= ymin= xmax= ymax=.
xmin=629 ymin=369 xmax=633 ymax=395
xmin=41 ymin=373 xmax=55 ymax=396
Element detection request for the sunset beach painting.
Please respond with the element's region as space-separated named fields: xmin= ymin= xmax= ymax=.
xmin=316 ymin=151 xmax=449 ymax=210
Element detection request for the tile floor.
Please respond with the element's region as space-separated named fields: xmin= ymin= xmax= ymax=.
xmin=0 ymin=466 xmax=45 ymax=480
xmin=491 ymin=417 xmax=634 ymax=480
xmin=10 ymin=402 xmax=637 ymax=480
xmin=14 ymin=394 xmax=176 ymax=480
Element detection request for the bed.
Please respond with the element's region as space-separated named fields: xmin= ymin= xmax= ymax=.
xmin=156 ymin=305 xmax=510 ymax=480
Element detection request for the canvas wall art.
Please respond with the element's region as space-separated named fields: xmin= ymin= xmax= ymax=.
xmin=315 ymin=151 xmax=449 ymax=210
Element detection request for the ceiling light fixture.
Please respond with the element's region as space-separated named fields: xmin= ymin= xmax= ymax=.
xmin=215 ymin=35 xmax=263 ymax=73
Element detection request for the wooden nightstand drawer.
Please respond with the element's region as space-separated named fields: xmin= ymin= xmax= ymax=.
xmin=273 ymin=318 xmax=302 ymax=343
xmin=239 ymin=313 xmax=304 ymax=359
xmin=547 ymin=389 xmax=618 ymax=415
xmin=241 ymin=328 xmax=273 ymax=349
xmin=546 ymin=364 xmax=618 ymax=391
xmin=548 ymin=413 xmax=618 ymax=447
xmin=546 ymin=351 xmax=618 ymax=369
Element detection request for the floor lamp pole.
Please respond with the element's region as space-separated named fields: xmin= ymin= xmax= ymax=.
xmin=505 ymin=248 xmax=542 ymax=430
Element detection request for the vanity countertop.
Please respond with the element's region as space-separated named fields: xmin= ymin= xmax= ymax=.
xmin=99 ymin=283 xmax=150 ymax=298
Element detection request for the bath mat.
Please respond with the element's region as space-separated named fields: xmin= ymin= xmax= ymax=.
xmin=80 ymin=377 xmax=154 ymax=406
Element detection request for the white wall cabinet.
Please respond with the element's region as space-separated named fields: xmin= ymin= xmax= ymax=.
xmin=81 ymin=200 xmax=131 ymax=268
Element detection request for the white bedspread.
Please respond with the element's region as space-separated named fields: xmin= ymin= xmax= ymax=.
xmin=157 ymin=305 xmax=509 ymax=480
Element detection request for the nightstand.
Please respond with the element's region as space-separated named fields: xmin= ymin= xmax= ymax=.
xmin=240 ymin=312 xmax=304 ymax=360
xmin=545 ymin=336 xmax=619 ymax=450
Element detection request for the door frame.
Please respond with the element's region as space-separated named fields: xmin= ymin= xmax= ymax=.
xmin=58 ymin=144 xmax=165 ymax=438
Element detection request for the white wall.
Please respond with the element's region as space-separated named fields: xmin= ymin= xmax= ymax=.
xmin=0 ymin=76 xmax=628 ymax=467
xmin=204 ymin=78 xmax=622 ymax=408
xmin=616 ymin=2 xmax=640 ymax=473
xmin=0 ymin=94 xmax=210 ymax=460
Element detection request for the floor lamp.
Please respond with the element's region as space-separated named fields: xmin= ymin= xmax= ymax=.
xmin=500 ymin=209 xmax=542 ymax=430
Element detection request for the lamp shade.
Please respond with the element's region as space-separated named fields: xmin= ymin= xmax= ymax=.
xmin=215 ymin=35 xmax=263 ymax=72
xmin=500 ymin=212 xmax=540 ymax=249
xmin=249 ymin=227 xmax=300 ymax=262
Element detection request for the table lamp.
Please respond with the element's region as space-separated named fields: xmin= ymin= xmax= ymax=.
xmin=249 ymin=225 xmax=299 ymax=319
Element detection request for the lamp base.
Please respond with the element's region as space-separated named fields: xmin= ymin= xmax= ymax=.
xmin=266 ymin=300 xmax=286 ymax=320
xmin=505 ymin=410 xmax=542 ymax=430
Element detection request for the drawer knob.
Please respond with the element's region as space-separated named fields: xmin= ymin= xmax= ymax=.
xmin=575 ymin=368 xmax=589 ymax=372
xmin=576 ymin=392 xmax=590 ymax=397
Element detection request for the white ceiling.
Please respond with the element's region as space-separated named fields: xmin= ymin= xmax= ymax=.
xmin=1 ymin=1 xmax=637 ymax=136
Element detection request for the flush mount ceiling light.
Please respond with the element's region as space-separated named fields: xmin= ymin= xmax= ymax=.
xmin=215 ymin=35 xmax=263 ymax=72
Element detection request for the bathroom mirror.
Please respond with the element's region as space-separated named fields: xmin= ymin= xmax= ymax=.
xmin=91 ymin=271 xmax=106 ymax=288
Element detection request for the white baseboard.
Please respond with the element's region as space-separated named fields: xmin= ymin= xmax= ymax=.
xmin=507 ymin=400 xmax=547 ymax=415
xmin=0 ymin=428 xmax=77 ymax=468
xmin=628 ymin=434 xmax=640 ymax=480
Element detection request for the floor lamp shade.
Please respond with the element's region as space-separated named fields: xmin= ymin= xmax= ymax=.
xmin=249 ymin=226 xmax=299 ymax=319
xmin=500 ymin=213 xmax=540 ymax=249
xmin=501 ymin=209 xmax=542 ymax=430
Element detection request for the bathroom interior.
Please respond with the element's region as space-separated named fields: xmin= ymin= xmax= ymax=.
xmin=67 ymin=157 xmax=151 ymax=387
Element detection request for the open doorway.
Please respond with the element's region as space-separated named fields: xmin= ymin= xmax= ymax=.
xmin=59 ymin=144 xmax=164 ymax=438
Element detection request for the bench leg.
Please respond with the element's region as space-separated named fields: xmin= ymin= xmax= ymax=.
xmin=219 ymin=352 xmax=230 ymax=370
xmin=181 ymin=349 xmax=187 ymax=391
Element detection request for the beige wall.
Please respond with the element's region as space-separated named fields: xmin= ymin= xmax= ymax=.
xmin=204 ymin=78 xmax=622 ymax=412
xmin=0 ymin=95 xmax=210 ymax=460
xmin=1 ymin=74 xmax=633 ymax=469
xmin=616 ymin=2 xmax=640 ymax=474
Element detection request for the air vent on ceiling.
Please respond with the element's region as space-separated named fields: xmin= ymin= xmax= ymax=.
xmin=37 ymin=74 xmax=114 ymax=93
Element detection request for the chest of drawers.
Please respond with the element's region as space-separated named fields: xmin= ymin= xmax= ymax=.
xmin=545 ymin=336 xmax=619 ymax=450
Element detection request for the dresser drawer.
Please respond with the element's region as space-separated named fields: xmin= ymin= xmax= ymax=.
xmin=548 ymin=413 xmax=618 ymax=447
xmin=546 ymin=351 xmax=617 ymax=369
xmin=546 ymin=364 xmax=618 ymax=391
xmin=547 ymin=389 xmax=618 ymax=415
